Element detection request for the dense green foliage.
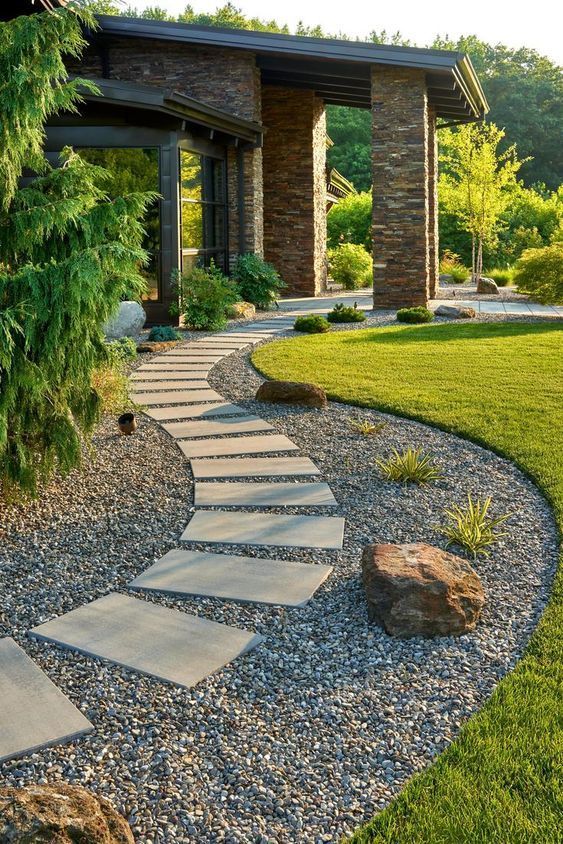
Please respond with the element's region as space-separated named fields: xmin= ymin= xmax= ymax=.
xmin=396 ymin=307 xmax=434 ymax=324
xmin=293 ymin=314 xmax=330 ymax=333
xmin=0 ymin=8 xmax=153 ymax=497
xmin=328 ymin=243 xmax=372 ymax=289
xmin=232 ymin=253 xmax=285 ymax=309
xmin=107 ymin=336 xmax=138 ymax=362
xmin=513 ymin=243 xmax=563 ymax=304
xmin=376 ymin=447 xmax=443 ymax=485
xmin=148 ymin=325 xmax=182 ymax=342
xmin=176 ymin=263 xmax=239 ymax=330
xmin=252 ymin=321 xmax=562 ymax=843
xmin=327 ymin=303 xmax=367 ymax=323
xmin=327 ymin=192 xmax=372 ymax=250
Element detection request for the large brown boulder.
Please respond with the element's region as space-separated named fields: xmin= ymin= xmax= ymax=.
xmin=256 ymin=380 xmax=327 ymax=408
xmin=227 ymin=301 xmax=256 ymax=319
xmin=435 ymin=304 xmax=476 ymax=319
xmin=136 ymin=340 xmax=178 ymax=353
xmin=362 ymin=542 xmax=485 ymax=638
xmin=476 ymin=276 xmax=499 ymax=294
xmin=0 ymin=784 xmax=134 ymax=843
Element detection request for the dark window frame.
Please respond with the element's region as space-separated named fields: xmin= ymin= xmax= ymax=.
xmin=179 ymin=145 xmax=228 ymax=273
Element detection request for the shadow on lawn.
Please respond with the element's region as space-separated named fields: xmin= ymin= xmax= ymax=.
xmin=338 ymin=320 xmax=563 ymax=346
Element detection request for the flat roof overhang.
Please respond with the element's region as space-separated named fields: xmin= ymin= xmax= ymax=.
xmin=95 ymin=15 xmax=489 ymax=121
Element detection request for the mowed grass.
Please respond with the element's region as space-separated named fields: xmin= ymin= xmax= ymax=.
xmin=252 ymin=321 xmax=563 ymax=843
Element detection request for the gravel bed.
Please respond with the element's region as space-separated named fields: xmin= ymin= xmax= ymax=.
xmin=0 ymin=317 xmax=559 ymax=844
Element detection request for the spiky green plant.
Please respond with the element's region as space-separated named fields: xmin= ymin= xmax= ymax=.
xmin=437 ymin=494 xmax=511 ymax=558
xmin=377 ymin=447 xmax=443 ymax=484
xmin=349 ymin=418 xmax=387 ymax=436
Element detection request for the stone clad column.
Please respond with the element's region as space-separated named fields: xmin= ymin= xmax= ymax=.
xmin=427 ymin=105 xmax=439 ymax=298
xmin=371 ymin=67 xmax=430 ymax=308
xmin=261 ymin=86 xmax=327 ymax=297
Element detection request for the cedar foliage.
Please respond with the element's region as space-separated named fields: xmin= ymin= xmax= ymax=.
xmin=0 ymin=5 xmax=155 ymax=496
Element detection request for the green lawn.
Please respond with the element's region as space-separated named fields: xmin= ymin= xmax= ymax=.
xmin=252 ymin=322 xmax=563 ymax=843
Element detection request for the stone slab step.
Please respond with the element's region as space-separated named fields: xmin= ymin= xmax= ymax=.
xmin=139 ymin=363 xmax=210 ymax=371
xmin=149 ymin=355 xmax=222 ymax=364
xmin=30 ymin=593 xmax=262 ymax=690
xmin=213 ymin=334 xmax=266 ymax=341
xmin=129 ymin=549 xmax=332 ymax=607
xmin=178 ymin=433 xmax=298 ymax=459
xmin=134 ymin=389 xmax=223 ymax=406
xmin=192 ymin=340 xmax=250 ymax=347
xmin=145 ymin=403 xmax=246 ymax=422
xmin=184 ymin=346 xmax=238 ymax=353
xmin=161 ymin=351 xmax=225 ymax=359
xmin=194 ymin=481 xmax=337 ymax=507
xmin=130 ymin=380 xmax=210 ymax=392
xmin=181 ymin=511 xmax=344 ymax=549
xmin=163 ymin=416 xmax=273 ymax=439
xmin=131 ymin=371 xmax=208 ymax=381
xmin=0 ymin=637 xmax=93 ymax=763
xmin=190 ymin=456 xmax=321 ymax=478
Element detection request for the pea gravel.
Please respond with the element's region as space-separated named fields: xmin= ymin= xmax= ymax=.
xmin=0 ymin=314 xmax=558 ymax=844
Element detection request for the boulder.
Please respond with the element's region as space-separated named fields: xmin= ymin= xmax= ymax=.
xmin=361 ymin=542 xmax=485 ymax=638
xmin=136 ymin=340 xmax=178 ymax=353
xmin=104 ymin=301 xmax=146 ymax=340
xmin=439 ymin=273 xmax=453 ymax=284
xmin=0 ymin=783 xmax=134 ymax=843
xmin=256 ymin=380 xmax=327 ymax=408
xmin=227 ymin=301 xmax=256 ymax=320
xmin=476 ymin=277 xmax=499 ymax=294
xmin=435 ymin=304 xmax=476 ymax=319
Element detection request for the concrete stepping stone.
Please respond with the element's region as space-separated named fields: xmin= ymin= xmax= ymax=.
xmin=161 ymin=350 xmax=224 ymax=358
xmin=181 ymin=511 xmax=345 ymax=549
xmin=151 ymin=354 xmax=222 ymax=362
xmin=134 ymin=389 xmax=223 ymax=406
xmin=130 ymin=380 xmax=210 ymax=392
xmin=190 ymin=456 xmax=321 ymax=478
xmin=192 ymin=339 xmax=250 ymax=346
xmin=178 ymin=433 xmax=299 ymax=459
xmin=139 ymin=363 xmax=210 ymax=371
xmin=186 ymin=345 xmax=240 ymax=353
xmin=145 ymin=403 xmax=246 ymax=421
xmin=0 ymin=637 xmax=93 ymax=763
xmin=129 ymin=549 xmax=332 ymax=607
xmin=30 ymin=594 xmax=262 ymax=690
xmin=131 ymin=371 xmax=208 ymax=380
xmin=194 ymin=481 xmax=337 ymax=507
xmin=163 ymin=416 xmax=273 ymax=439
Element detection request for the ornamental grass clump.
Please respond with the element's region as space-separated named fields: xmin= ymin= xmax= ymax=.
xmin=349 ymin=418 xmax=387 ymax=436
xmin=294 ymin=314 xmax=331 ymax=333
xmin=377 ymin=447 xmax=443 ymax=484
xmin=437 ymin=494 xmax=511 ymax=558
xmin=327 ymin=302 xmax=367 ymax=323
xmin=397 ymin=307 xmax=434 ymax=324
xmin=439 ymin=250 xmax=470 ymax=283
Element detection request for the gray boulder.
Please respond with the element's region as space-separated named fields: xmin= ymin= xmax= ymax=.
xmin=435 ymin=304 xmax=476 ymax=319
xmin=104 ymin=300 xmax=146 ymax=340
xmin=476 ymin=277 xmax=499 ymax=294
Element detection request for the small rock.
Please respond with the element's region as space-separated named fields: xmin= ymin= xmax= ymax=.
xmin=434 ymin=305 xmax=476 ymax=319
xmin=0 ymin=783 xmax=134 ymax=843
xmin=439 ymin=273 xmax=453 ymax=283
xmin=227 ymin=301 xmax=256 ymax=319
xmin=136 ymin=340 xmax=179 ymax=353
xmin=255 ymin=380 xmax=327 ymax=408
xmin=361 ymin=542 xmax=485 ymax=638
xmin=104 ymin=301 xmax=146 ymax=340
xmin=476 ymin=277 xmax=499 ymax=294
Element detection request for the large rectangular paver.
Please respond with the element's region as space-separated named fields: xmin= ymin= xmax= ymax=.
xmin=134 ymin=389 xmax=222 ymax=406
xmin=131 ymin=371 xmax=208 ymax=381
xmin=178 ymin=434 xmax=298 ymax=458
xmin=161 ymin=351 xmax=224 ymax=359
xmin=130 ymin=549 xmax=332 ymax=607
xmin=149 ymin=355 xmax=222 ymax=364
xmin=145 ymin=403 xmax=246 ymax=421
xmin=131 ymin=380 xmax=210 ymax=392
xmin=0 ymin=637 xmax=93 ymax=763
xmin=139 ymin=363 xmax=210 ymax=371
xmin=195 ymin=481 xmax=337 ymax=507
xmin=181 ymin=511 xmax=344 ymax=549
xmin=190 ymin=456 xmax=321 ymax=478
xmin=30 ymin=594 xmax=262 ymax=690
xmin=163 ymin=416 xmax=273 ymax=439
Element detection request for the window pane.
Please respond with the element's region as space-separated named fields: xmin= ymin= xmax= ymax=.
xmin=180 ymin=150 xmax=202 ymax=201
xmin=211 ymin=158 xmax=225 ymax=202
xmin=181 ymin=201 xmax=203 ymax=249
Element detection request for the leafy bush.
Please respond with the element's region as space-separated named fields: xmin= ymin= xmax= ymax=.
xmin=327 ymin=191 xmax=372 ymax=250
xmin=107 ymin=336 xmax=138 ymax=363
xmin=294 ymin=315 xmax=331 ymax=334
xmin=328 ymin=243 xmax=372 ymax=290
xmin=232 ymin=253 xmax=285 ymax=309
xmin=436 ymin=494 xmax=511 ymax=558
xmin=349 ymin=418 xmax=387 ymax=436
xmin=91 ymin=364 xmax=130 ymax=415
xmin=397 ymin=307 xmax=434 ymax=324
xmin=488 ymin=268 xmax=513 ymax=287
xmin=148 ymin=325 xmax=181 ymax=342
xmin=327 ymin=302 xmax=367 ymax=323
xmin=377 ymin=448 xmax=443 ymax=484
xmin=513 ymin=243 xmax=563 ymax=304
xmin=177 ymin=263 xmax=239 ymax=331
xmin=439 ymin=250 xmax=470 ymax=283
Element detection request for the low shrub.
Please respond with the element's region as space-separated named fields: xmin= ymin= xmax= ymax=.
xmin=488 ymin=268 xmax=513 ymax=287
xmin=294 ymin=314 xmax=331 ymax=334
xmin=513 ymin=243 xmax=563 ymax=304
xmin=91 ymin=364 xmax=130 ymax=415
xmin=349 ymin=418 xmax=387 ymax=436
xmin=107 ymin=336 xmax=137 ymax=363
xmin=397 ymin=306 xmax=434 ymax=324
xmin=436 ymin=494 xmax=511 ymax=559
xmin=327 ymin=191 xmax=373 ymax=251
xmin=148 ymin=325 xmax=181 ymax=342
xmin=233 ymin=253 xmax=285 ymax=309
xmin=377 ymin=447 xmax=443 ymax=484
xmin=439 ymin=249 xmax=470 ymax=283
xmin=328 ymin=243 xmax=372 ymax=290
xmin=327 ymin=302 xmax=367 ymax=323
xmin=176 ymin=262 xmax=239 ymax=331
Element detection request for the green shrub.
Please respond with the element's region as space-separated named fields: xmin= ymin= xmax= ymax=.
xmin=328 ymin=243 xmax=372 ymax=290
xmin=177 ymin=262 xmax=239 ymax=331
xmin=327 ymin=191 xmax=372 ymax=250
xmin=91 ymin=363 xmax=130 ymax=415
xmin=294 ymin=314 xmax=331 ymax=334
xmin=488 ymin=268 xmax=513 ymax=287
xmin=436 ymin=494 xmax=511 ymax=559
xmin=327 ymin=302 xmax=367 ymax=323
xmin=107 ymin=336 xmax=138 ymax=363
xmin=397 ymin=307 xmax=434 ymax=324
xmin=513 ymin=243 xmax=563 ymax=304
xmin=148 ymin=325 xmax=181 ymax=342
xmin=377 ymin=447 xmax=443 ymax=484
xmin=439 ymin=249 xmax=470 ymax=283
xmin=232 ymin=253 xmax=285 ymax=309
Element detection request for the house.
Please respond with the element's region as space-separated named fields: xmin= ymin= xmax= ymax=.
xmin=6 ymin=2 xmax=488 ymax=323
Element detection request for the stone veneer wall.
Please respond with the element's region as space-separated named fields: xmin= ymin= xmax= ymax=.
xmin=427 ymin=105 xmax=439 ymax=298
xmin=371 ymin=66 xmax=430 ymax=307
xmin=261 ymin=86 xmax=327 ymax=297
